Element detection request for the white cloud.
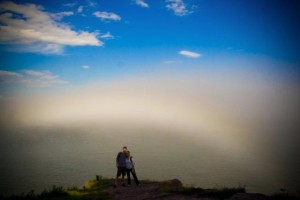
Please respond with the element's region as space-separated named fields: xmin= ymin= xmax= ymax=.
xmin=28 ymin=43 xmax=64 ymax=54
xmin=179 ymin=50 xmax=202 ymax=58
xmin=166 ymin=0 xmax=190 ymax=16
xmin=100 ymin=32 xmax=114 ymax=39
xmin=0 ymin=69 xmax=68 ymax=87
xmin=82 ymin=65 xmax=90 ymax=69
xmin=87 ymin=0 xmax=97 ymax=7
xmin=77 ymin=6 xmax=83 ymax=13
xmin=134 ymin=0 xmax=149 ymax=8
xmin=7 ymin=43 xmax=64 ymax=54
xmin=0 ymin=70 xmax=23 ymax=84
xmin=93 ymin=11 xmax=121 ymax=21
xmin=50 ymin=11 xmax=73 ymax=20
xmin=24 ymin=70 xmax=49 ymax=76
xmin=0 ymin=1 xmax=102 ymax=54
xmin=23 ymin=70 xmax=68 ymax=87
xmin=63 ymin=3 xmax=76 ymax=7
xmin=0 ymin=70 xmax=23 ymax=78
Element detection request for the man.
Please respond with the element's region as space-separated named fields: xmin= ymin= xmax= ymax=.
xmin=114 ymin=146 xmax=127 ymax=187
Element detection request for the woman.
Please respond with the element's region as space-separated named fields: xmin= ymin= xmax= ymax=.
xmin=125 ymin=151 xmax=140 ymax=186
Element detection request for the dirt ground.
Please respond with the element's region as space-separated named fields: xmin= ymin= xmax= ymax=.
xmin=104 ymin=182 xmax=269 ymax=200
xmin=104 ymin=183 xmax=219 ymax=200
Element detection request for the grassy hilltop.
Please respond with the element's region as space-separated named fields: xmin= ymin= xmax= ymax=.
xmin=1 ymin=177 xmax=299 ymax=200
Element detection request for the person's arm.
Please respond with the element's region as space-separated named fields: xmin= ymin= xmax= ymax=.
xmin=116 ymin=152 xmax=120 ymax=167
xmin=130 ymin=156 xmax=135 ymax=168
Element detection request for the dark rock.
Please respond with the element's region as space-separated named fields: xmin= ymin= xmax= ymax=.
xmin=160 ymin=179 xmax=183 ymax=187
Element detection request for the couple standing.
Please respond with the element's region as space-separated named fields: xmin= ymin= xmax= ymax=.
xmin=115 ymin=146 xmax=140 ymax=187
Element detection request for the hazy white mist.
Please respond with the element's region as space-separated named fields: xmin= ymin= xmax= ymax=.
xmin=1 ymin=60 xmax=299 ymax=194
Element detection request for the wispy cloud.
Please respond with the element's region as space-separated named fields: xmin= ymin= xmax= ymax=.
xmin=163 ymin=60 xmax=181 ymax=64
xmin=93 ymin=11 xmax=121 ymax=21
xmin=63 ymin=3 xmax=76 ymax=7
xmin=50 ymin=11 xmax=74 ymax=20
xmin=0 ymin=1 xmax=102 ymax=54
xmin=82 ymin=65 xmax=90 ymax=69
xmin=0 ymin=70 xmax=68 ymax=87
xmin=166 ymin=0 xmax=190 ymax=16
xmin=100 ymin=32 xmax=114 ymax=39
xmin=134 ymin=0 xmax=149 ymax=8
xmin=179 ymin=50 xmax=202 ymax=58
xmin=77 ymin=6 xmax=84 ymax=13
xmin=0 ymin=70 xmax=23 ymax=84
xmin=87 ymin=0 xmax=97 ymax=7
xmin=22 ymin=70 xmax=68 ymax=87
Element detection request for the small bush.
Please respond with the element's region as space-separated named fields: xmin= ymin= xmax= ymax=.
xmin=40 ymin=186 xmax=69 ymax=198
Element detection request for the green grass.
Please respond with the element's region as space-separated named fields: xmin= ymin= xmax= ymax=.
xmin=3 ymin=178 xmax=114 ymax=200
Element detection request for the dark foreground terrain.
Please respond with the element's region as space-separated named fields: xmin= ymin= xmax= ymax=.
xmin=1 ymin=177 xmax=299 ymax=200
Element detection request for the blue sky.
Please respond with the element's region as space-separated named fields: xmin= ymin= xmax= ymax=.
xmin=0 ymin=0 xmax=299 ymax=90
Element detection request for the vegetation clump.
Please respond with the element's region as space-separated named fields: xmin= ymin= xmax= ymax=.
xmin=3 ymin=178 xmax=114 ymax=200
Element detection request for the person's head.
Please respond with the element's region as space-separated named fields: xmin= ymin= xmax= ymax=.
xmin=122 ymin=146 xmax=127 ymax=153
xmin=126 ymin=151 xmax=130 ymax=158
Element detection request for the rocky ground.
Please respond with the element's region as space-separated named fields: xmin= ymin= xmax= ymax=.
xmin=105 ymin=182 xmax=216 ymax=199
xmin=104 ymin=179 xmax=270 ymax=200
